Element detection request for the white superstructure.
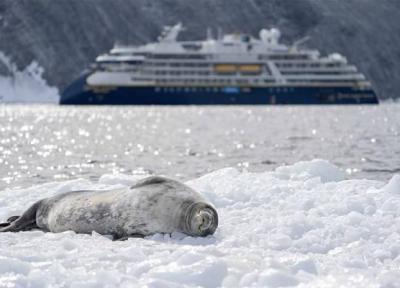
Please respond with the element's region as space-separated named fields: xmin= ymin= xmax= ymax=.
xmin=88 ymin=23 xmax=371 ymax=89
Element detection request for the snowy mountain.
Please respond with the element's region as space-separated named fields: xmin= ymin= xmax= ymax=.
xmin=0 ymin=0 xmax=399 ymax=100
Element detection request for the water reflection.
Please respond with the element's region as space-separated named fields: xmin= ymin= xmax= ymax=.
xmin=0 ymin=105 xmax=399 ymax=190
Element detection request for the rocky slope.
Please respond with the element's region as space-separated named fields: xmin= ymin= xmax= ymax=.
xmin=0 ymin=0 xmax=399 ymax=99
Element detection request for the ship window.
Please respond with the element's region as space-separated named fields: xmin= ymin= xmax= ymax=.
xmin=266 ymin=54 xmax=310 ymax=61
xmin=132 ymin=52 xmax=149 ymax=57
xmin=182 ymin=43 xmax=203 ymax=51
xmin=152 ymin=54 xmax=206 ymax=60
xmin=98 ymin=60 xmax=122 ymax=65
xmin=326 ymin=63 xmax=340 ymax=67
xmin=126 ymin=60 xmax=143 ymax=65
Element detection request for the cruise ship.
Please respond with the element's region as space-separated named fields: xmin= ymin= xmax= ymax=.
xmin=60 ymin=23 xmax=378 ymax=105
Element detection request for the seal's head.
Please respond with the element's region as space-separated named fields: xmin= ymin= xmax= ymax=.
xmin=182 ymin=202 xmax=218 ymax=237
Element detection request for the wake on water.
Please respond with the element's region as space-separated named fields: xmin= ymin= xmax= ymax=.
xmin=0 ymin=160 xmax=399 ymax=287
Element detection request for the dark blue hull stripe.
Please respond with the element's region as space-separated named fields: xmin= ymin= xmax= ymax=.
xmin=60 ymin=74 xmax=379 ymax=105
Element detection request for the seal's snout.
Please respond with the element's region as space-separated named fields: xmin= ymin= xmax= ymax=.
xmin=186 ymin=203 xmax=218 ymax=237
xmin=197 ymin=210 xmax=213 ymax=232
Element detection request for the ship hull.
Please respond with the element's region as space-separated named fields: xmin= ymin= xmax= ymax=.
xmin=60 ymin=73 xmax=378 ymax=105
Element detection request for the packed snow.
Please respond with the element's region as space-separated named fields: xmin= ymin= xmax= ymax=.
xmin=0 ymin=52 xmax=59 ymax=103
xmin=0 ymin=159 xmax=399 ymax=287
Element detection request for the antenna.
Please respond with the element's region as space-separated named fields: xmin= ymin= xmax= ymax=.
xmin=291 ymin=36 xmax=311 ymax=50
xmin=217 ymin=27 xmax=223 ymax=41
xmin=158 ymin=23 xmax=185 ymax=42
xmin=207 ymin=27 xmax=214 ymax=40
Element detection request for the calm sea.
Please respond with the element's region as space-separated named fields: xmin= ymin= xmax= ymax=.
xmin=0 ymin=104 xmax=399 ymax=190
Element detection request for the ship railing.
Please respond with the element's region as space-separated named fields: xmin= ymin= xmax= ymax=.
xmin=278 ymin=66 xmax=357 ymax=73
xmin=284 ymin=74 xmax=366 ymax=81
xmin=280 ymin=70 xmax=359 ymax=76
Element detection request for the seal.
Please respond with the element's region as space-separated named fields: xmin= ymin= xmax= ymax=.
xmin=0 ymin=176 xmax=218 ymax=240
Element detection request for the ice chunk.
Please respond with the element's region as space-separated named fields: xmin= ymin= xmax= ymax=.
xmin=274 ymin=159 xmax=346 ymax=183
xmin=291 ymin=259 xmax=318 ymax=275
xmin=0 ymin=257 xmax=31 ymax=275
xmin=257 ymin=269 xmax=299 ymax=287
xmin=383 ymin=174 xmax=400 ymax=194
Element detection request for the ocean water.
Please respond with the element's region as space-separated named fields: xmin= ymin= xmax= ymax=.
xmin=0 ymin=104 xmax=399 ymax=190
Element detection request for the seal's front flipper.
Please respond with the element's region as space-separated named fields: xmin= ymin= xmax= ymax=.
xmin=113 ymin=236 xmax=129 ymax=241
xmin=112 ymin=233 xmax=145 ymax=241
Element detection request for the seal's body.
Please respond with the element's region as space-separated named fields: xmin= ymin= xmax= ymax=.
xmin=0 ymin=177 xmax=218 ymax=239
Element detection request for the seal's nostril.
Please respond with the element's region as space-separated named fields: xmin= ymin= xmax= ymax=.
xmin=186 ymin=202 xmax=218 ymax=237
xmin=198 ymin=210 xmax=213 ymax=231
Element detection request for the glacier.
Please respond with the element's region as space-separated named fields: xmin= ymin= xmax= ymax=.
xmin=0 ymin=52 xmax=58 ymax=103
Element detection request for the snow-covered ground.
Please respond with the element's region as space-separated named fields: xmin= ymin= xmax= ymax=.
xmin=0 ymin=52 xmax=59 ymax=103
xmin=0 ymin=159 xmax=399 ymax=287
